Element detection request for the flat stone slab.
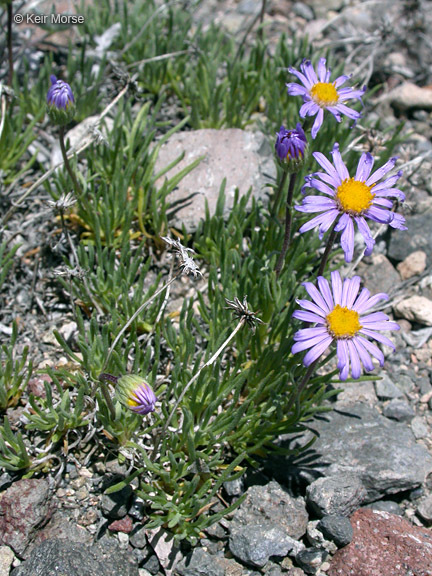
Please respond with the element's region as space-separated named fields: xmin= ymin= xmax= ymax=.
xmin=154 ymin=129 xmax=275 ymax=231
xmin=283 ymin=403 xmax=432 ymax=502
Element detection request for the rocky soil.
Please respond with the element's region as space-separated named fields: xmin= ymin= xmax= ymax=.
xmin=1 ymin=1 xmax=432 ymax=575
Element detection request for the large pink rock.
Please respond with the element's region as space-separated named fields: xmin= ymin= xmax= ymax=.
xmin=328 ymin=508 xmax=432 ymax=576
xmin=154 ymin=129 xmax=275 ymax=231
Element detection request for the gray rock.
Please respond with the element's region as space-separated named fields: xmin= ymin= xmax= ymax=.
xmin=223 ymin=477 xmax=244 ymax=496
xmin=0 ymin=546 xmax=14 ymax=576
xmin=382 ymin=398 xmax=415 ymax=422
xmin=394 ymin=295 xmax=432 ymax=326
xmin=293 ymin=2 xmax=315 ymax=20
xmin=10 ymin=538 xmax=138 ymax=576
xmin=359 ymin=254 xmax=400 ymax=296
xmin=129 ymin=525 xmax=147 ymax=549
xmin=417 ymin=494 xmax=432 ymax=524
xmin=306 ymin=474 xmax=367 ymax=518
xmin=388 ymin=213 xmax=432 ymax=264
xmin=229 ymin=524 xmax=298 ymax=568
xmin=411 ymin=416 xmax=429 ymax=439
xmin=154 ymin=129 xmax=275 ymax=231
xmin=374 ymin=373 xmax=404 ymax=400
xmin=387 ymin=82 xmax=432 ymax=111
xmin=317 ymin=516 xmax=353 ymax=548
xmin=229 ymin=481 xmax=308 ymax=540
xmin=176 ymin=547 xmax=243 ymax=576
xmin=100 ymin=485 xmax=133 ymax=519
xmin=364 ymin=500 xmax=404 ymax=516
xmin=295 ymin=547 xmax=327 ymax=575
xmin=285 ymin=404 xmax=432 ymax=502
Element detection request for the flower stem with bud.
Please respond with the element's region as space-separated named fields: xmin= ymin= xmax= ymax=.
xmin=59 ymin=126 xmax=82 ymax=196
xmin=275 ymin=172 xmax=298 ymax=276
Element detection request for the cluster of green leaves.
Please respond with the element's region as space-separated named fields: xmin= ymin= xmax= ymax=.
xmin=0 ymin=322 xmax=32 ymax=411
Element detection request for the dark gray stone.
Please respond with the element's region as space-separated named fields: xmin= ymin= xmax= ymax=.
xmin=129 ymin=525 xmax=147 ymax=549
xmin=417 ymin=494 xmax=432 ymax=524
xmin=382 ymin=398 xmax=415 ymax=422
xmin=318 ymin=516 xmax=353 ymax=548
xmin=388 ymin=213 xmax=432 ymax=264
xmin=100 ymin=485 xmax=133 ymax=519
xmin=374 ymin=373 xmax=404 ymax=400
xmin=230 ymin=481 xmax=308 ymax=540
xmin=176 ymin=547 xmax=244 ymax=576
xmin=285 ymin=404 xmax=432 ymax=502
xmin=306 ymin=474 xmax=367 ymax=518
xmin=128 ymin=495 xmax=145 ymax=521
xmin=223 ymin=477 xmax=244 ymax=496
xmin=10 ymin=538 xmax=138 ymax=576
xmin=229 ymin=524 xmax=297 ymax=568
xmin=142 ymin=553 xmax=160 ymax=575
xmin=295 ymin=547 xmax=327 ymax=575
xmin=364 ymin=500 xmax=404 ymax=516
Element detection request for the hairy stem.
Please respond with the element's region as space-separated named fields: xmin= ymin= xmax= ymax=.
xmin=275 ymin=172 xmax=298 ymax=276
xmin=59 ymin=126 xmax=82 ymax=196
xmin=316 ymin=224 xmax=338 ymax=279
xmin=59 ymin=212 xmax=104 ymax=317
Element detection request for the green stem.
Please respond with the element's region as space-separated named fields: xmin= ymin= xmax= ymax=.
xmin=7 ymin=2 xmax=13 ymax=87
xmin=258 ymin=0 xmax=267 ymax=39
xmin=316 ymin=224 xmax=338 ymax=279
xmin=274 ymin=172 xmax=298 ymax=276
xmin=288 ymin=358 xmax=319 ymax=412
xmin=151 ymin=318 xmax=246 ymax=461
xmin=272 ymin=169 xmax=288 ymax=216
xmin=98 ymin=375 xmax=117 ymax=421
xmin=59 ymin=126 xmax=82 ymax=196
xmin=102 ymin=272 xmax=182 ymax=372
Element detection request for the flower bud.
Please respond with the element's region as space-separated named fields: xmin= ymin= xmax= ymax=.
xmin=115 ymin=375 xmax=157 ymax=415
xmin=46 ymin=75 xmax=75 ymax=126
xmin=275 ymin=123 xmax=308 ymax=172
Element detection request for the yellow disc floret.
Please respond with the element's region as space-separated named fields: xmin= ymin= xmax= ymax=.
xmin=326 ymin=305 xmax=362 ymax=339
xmin=336 ymin=178 xmax=375 ymax=214
xmin=310 ymin=82 xmax=339 ymax=107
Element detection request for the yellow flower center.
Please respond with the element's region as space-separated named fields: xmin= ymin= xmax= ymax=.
xmin=127 ymin=394 xmax=139 ymax=407
xmin=310 ymin=82 xmax=339 ymax=107
xmin=336 ymin=178 xmax=375 ymax=214
xmin=326 ymin=305 xmax=362 ymax=339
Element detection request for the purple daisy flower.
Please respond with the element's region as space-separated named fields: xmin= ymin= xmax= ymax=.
xmin=116 ymin=375 xmax=157 ymax=416
xmin=275 ymin=123 xmax=308 ymax=168
xmin=291 ymin=270 xmax=400 ymax=380
xmin=286 ymin=58 xmax=366 ymax=139
xmin=296 ymin=142 xmax=406 ymax=262
xmin=47 ymin=75 xmax=75 ymax=109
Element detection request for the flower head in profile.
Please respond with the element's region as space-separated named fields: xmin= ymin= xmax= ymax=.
xmin=292 ymin=271 xmax=400 ymax=380
xmin=46 ymin=75 xmax=75 ymax=125
xmin=286 ymin=58 xmax=366 ymax=139
xmin=275 ymin=123 xmax=308 ymax=172
xmin=116 ymin=375 xmax=157 ymax=415
xmin=296 ymin=143 xmax=406 ymax=262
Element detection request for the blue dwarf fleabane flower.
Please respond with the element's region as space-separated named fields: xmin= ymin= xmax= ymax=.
xmin=46 ymin=75 xmax=75 ymax=126
xmin=292 ymin=271 xmax=400 ymax=380
xmin=295 ymin=143 xmax=406 ymax=262
xmin=116 ymin=375 xmax=157 ymax=415
xmin=275 ymin=123 xmax=308 ymax=172
xmin=286 ymin=58 xmax=366 ymax=139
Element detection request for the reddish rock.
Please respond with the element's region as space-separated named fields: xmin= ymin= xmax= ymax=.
xmin=328 ymin=508 xmax=432 ymax=576
xmin=0 ymin=478 xmax=54 ymax=559
xmin=108 ymin=515 xmax=134 ymax=533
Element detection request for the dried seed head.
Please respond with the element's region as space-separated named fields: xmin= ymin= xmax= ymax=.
xmin=161 ymin=236 xmax=202 ymax=278
xmin=47 ymin=192 xmax=77 ymax=213
xmin=224 ymin=295 xmax=264 ymax=333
